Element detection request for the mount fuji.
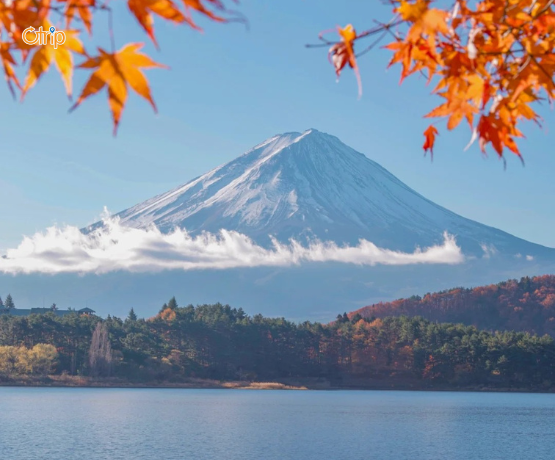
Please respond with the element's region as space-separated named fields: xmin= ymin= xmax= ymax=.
xmin=4 ymin=129 xmax=555 ymax=321
xmin=104 ymin=129 xmax=551 ymax=259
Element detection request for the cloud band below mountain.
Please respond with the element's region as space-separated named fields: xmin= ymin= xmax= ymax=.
xmin=0 ymin=218 xmax=464 ymax=275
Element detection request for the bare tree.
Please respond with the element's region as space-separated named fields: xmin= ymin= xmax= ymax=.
xmin=88 ymin=322 xmax=113 ymax=377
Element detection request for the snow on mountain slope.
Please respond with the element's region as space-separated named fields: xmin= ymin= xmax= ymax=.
xmin=104 ymin=129 xmax=553 ymax=257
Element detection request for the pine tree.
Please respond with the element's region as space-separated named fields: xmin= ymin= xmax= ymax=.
xmin=351 ymin=313 xmax=362 ymax=324
xmin=128 ymin=308 xmax=137 ymax=321
xmin=4 ymin=294 xmax=15 ymax=310
xmin=0 ymin=296 xmax=3 ymax=309
xmin=50 ymin=303 xmax=57 ymax=311
xmin=159 ymin=303 xmax=168 ymax=313
xmin=167 ymin=297 xmax=178 ymax=310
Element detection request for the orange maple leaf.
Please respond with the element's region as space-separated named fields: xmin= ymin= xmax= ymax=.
xmin=128 ymin=0 xmax=188 ymax=47
xmin=70 ymin=43 xmax=167 ymax=135
xmin=328 ymin=24 xmax=362 ymax=97
xmin=0 ymin=42 xmax=21 ymax=97
xmin=422 ymin=124 xmax=438 ymax=157
xmin=61 ymin=0 xmax=95 ymax=35
xmin=21 ymin=24 xmax=86 ymax=99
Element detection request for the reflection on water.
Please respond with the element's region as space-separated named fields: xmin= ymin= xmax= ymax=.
xmin=1 ymin=388 xmax=555 ymax=460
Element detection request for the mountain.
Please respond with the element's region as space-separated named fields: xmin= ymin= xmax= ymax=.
xmin=3 ymin=129 xmax=554 ymax=321
xmin=349 ymin=275 xmax=555 ymax=337
xmin=105 ymin=129 xmax=552 ymax=258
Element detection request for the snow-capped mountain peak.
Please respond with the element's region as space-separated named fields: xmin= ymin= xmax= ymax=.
xmin=105 ymin=129 xmax=553 ymax=257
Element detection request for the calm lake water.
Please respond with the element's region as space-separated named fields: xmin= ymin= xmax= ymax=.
xmin=1 ymin=388 xmax=555 ymax=460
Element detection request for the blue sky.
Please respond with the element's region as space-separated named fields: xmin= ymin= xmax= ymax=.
xmin=0 ymin=0 xmax=554 ymax=252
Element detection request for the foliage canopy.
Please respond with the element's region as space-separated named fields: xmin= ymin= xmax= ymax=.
xmin=1 ymin=0 xmax=554 ymax=159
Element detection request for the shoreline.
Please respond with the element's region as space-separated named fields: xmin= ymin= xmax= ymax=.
xmin=1 ymin=376 xmax=554 ymax=394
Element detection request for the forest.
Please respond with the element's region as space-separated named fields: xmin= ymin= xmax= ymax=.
xmin=353 ymin=276 xmax=555 ymax=337
xmin=1 ymin=297 xmax=555 ymax=391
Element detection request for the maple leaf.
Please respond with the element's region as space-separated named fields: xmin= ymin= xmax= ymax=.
xmin=4 ymin=0 xmax=52 ymax=57
xmin=22 ymin=26 xmax=86 ymax=99
xmin=60 ymin=0 xmax=95 ymax=35
xmin=422 ymin=124 xmax=438 ymax=157
xmin=396 ymin=0 xmax=449 ymax=43
xmin=477 ymin=114 xmax=523 ymax=159
xmin=128 ymin=0 xmax=188 ymax=46
xmin=182 ymin=0 xmax=232 ymax=26
xmin=426 ymin=93 xmax=478 ymax=130
xmin=396 ymin=0 xmax=428 ymax=23
xmin=0 ymin=42 xmax=21 ymax=98
xmin=70 ymin=43 xmax=167 ymax=135
xmin=328 ymin=24 xmax=362 ymax=97
xmin=465 ymin=74 xmax=486 ymax=107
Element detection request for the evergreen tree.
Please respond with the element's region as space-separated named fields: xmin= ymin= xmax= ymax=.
xmin=519 ymin=276 xmax=532 ymax=292
xmin=351 ymin=313 xmax=362 ymax=323
xmin=50 ymin=303 xmax=57 ymax=311
xmin=159 ymin=303 xmax=168 ymax=313
xmin=127 ymin=308 xmax=137 ymax=321
xmin=0 ymin=296 xmax=3 ymax=309
xmin=4 ymin=294 xmax=14 ymax=310
xmin=167 ymin=297 xmax=178 ymax=310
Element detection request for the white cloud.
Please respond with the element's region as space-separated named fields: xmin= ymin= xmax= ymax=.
xmin=0 ymin=218 xmax=465 ymax=275
xmin=480 ymin=243 xmax=498 ymax=259
xmin=526 ymin=255 xmax=534 ymax=261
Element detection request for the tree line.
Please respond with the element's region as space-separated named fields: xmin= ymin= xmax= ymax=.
xmin=353 ymin=276 xmax=555 ymax=337
xmin=0 ymin=294 xmax=16 ymax=310
xmin=1 ymin=298 xmax=555 ymax=390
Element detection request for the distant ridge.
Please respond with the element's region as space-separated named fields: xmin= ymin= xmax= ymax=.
xmin=350 ymin=275 xmax=555 ymax=336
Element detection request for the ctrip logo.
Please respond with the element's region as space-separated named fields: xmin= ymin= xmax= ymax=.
xmin=22 ymin=26 xmax=66 ymax=49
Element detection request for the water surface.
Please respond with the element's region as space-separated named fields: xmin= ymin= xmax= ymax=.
xmin=1 ymin=388 xmax=554 ymax=460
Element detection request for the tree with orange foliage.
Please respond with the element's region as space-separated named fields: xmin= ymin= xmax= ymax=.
xmin=314 ymin=0 xmax=555 ymax=161
xmin=0 ymin=0 xmax=242 ymax=134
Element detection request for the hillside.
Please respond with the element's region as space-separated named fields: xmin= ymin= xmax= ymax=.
xmin=351 ymin=275 xmax=555 ymax=336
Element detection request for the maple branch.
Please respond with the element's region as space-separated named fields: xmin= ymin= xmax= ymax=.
xmin=529 ymin=54 xmax=555 ymax=88
xmin=517 ymin=54 xmax=533 ymax=75
xmin=356 ymin=28 xmax=390 ymax=58
xmin=534 ymin=0 xmax=555 ymax=18
xmin=305 ymin=18 xmax=403 ymax=49
xmin=356 ymin=18 xmax=403 ymax=41
xmin=356 ymin=16 xmax=401 ymax=57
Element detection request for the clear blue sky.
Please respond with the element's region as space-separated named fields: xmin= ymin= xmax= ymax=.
xmin=0 ymin=0 xmax=554 ymax=252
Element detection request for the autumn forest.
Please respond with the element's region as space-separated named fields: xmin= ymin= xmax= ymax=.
xmin=2 ymin=276 xmax=555 ymax=391
xmin=354 ymin=275 xmax=555 ymax=336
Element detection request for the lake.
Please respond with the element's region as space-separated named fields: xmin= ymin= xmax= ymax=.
xmin=1 ymin=388 xmax=554 ymax=460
